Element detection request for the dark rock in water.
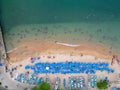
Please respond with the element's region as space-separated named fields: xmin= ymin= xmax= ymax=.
xmin=89 ymin=34 xmax=93 ymax=38
xmin=32 ymin=27 xmax=36 ymax=30
xmin=99 ymin=40 xmax=102 ymax=43
xmin=12 ymin=33 xmax=15 ymax=36
xmin=17 ymin=33 xmax=20 ymax=36
xmin=37 ymin=29 xmax=41 ymax=32
xmin=78 ymin=28 xmax=82 ymax=31
xmin=64 ymin=31 xmax=67 ymax=34
xmin=44 ymin=26 xmax=48 ymax=30
xmin=74 ymin=29 xmax=78 ymax=32
xmin=51 ymin=32 xmax=54 ymax=35
xmin=42 ymin=30 xmax=48 ymax=34
xmin=97 ymin=29 xmax=102 ymax=33
xmin=35 ymin=33 xmax=38 ymax=36
xmin=25 ymin=29 xmax=30 ymax=33
xmin=23 ymin=34 xmax=26 ymax=38
xmin=20 ymin=36 xmax=23 ymax=39
xmin=103 ymin=35 xmax=106 ymax=39
xmin=81 ymin=31 xmax=84 ymax=34
xmin=67 ymin=31 xmax=71 ymax=34
xmin=110 ymin=36 xmax=118 ymax=41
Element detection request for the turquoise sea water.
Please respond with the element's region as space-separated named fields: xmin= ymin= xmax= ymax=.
xmin=1 ymin=0 xmax=120 ymax=55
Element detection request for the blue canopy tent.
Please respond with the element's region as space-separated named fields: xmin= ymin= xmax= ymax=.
xmin=25 ymin=65 xmax=31 ymax=70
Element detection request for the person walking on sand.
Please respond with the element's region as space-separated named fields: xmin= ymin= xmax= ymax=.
xmin=5 ymin=65 xmax=8 ymax=72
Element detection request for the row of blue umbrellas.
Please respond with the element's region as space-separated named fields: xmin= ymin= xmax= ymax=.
xmin=25 ymin=62 xmax=114 ymax=74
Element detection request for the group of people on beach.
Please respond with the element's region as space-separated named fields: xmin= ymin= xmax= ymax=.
xmin=111 ymin=55 xmax=120 ymax=65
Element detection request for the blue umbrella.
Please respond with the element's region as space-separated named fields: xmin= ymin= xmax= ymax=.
xmin=118 ymin=88 xmax=120 ymax=90
xmin=112 ymin=87 xmax=117 ymax=90
xmin=25 ymin=65 xmax=30 ymax=70
xmin=111 ymin=70 xmax=115 ymax=73
xmin=12 ymin=68 xmax=14 ymax=72
xmin=0 ymin=63 xmax=2 ymax=67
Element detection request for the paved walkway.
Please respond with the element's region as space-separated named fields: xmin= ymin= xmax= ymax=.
xmin=0 ymin=66 xmax=26 ymax=90
xmin=0 ymin=67 xmax=35 ymax=90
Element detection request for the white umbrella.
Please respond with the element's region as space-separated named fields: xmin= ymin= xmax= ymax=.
xmin=46 ymin=66 xmax=49 ymax=70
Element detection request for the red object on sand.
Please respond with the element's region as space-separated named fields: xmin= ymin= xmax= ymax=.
xmin=30 ymin=57 xmax=33 ymax=60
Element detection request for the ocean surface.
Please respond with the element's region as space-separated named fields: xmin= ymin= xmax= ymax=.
xmin=1 ymin=0 xmax=120 ymax=55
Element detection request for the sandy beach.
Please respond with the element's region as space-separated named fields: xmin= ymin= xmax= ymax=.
xmin=7 ymin=41 xmax=113 ymax=63
xmin=6 ymin=42 xmax=120 ymax=90
xmin=0 ymin=40 xmax=119 ymax=90
xmin=1 ymin=0 xmax=120 ymax=89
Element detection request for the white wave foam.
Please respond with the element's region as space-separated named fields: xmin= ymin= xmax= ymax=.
xmin=6 ymin=48 xmax=18 ymax=53
xmin=55 ymin=41 xmax=80 ymax=47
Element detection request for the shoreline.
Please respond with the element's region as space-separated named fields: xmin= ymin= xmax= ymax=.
xmin=3 ymin=41 xmax=119 ymax=90
xmin=7 ymin=41 xmax=113 ymax=63
xmin=6 ymin=48 xmax=18 ymax=54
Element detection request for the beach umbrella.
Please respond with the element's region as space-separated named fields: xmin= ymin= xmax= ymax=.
xmin=111 ymin=69 xmax=115 ymax=73
xmin=25 ymin=65 xmax=30 ymax=70
xmin=35 ymin=63 xmax=41 ymax=66
xmin=86 ymin=71 xmax=89 ymax=74
xmin=46 ymin=66 xmax=50 ymax=70
xmin=35 ymin=56 xmax=40 ymax=60
xmin=112 ymin=87 xmax=117 ymax=90
xmin=105 ymin=63 xmax=109 ymax=67
xmin=118 ymin=88 xmax=120 ymax=90
xmin=12 ymin=68 xmax=14 ymax=72
xmin=0 ymin=63 xmax=2 ymax=67
xmin=31 ymin=60 xmax=34 ymax=63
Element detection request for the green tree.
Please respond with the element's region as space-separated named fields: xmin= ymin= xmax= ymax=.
xmin=97 ymin=81 xmax=108 ymax=90
xmin=32 ymin=81 xmax=51 ymax=90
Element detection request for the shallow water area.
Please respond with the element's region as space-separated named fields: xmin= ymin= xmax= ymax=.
xmin=3 ymin=22 xmax=120 ymax=57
